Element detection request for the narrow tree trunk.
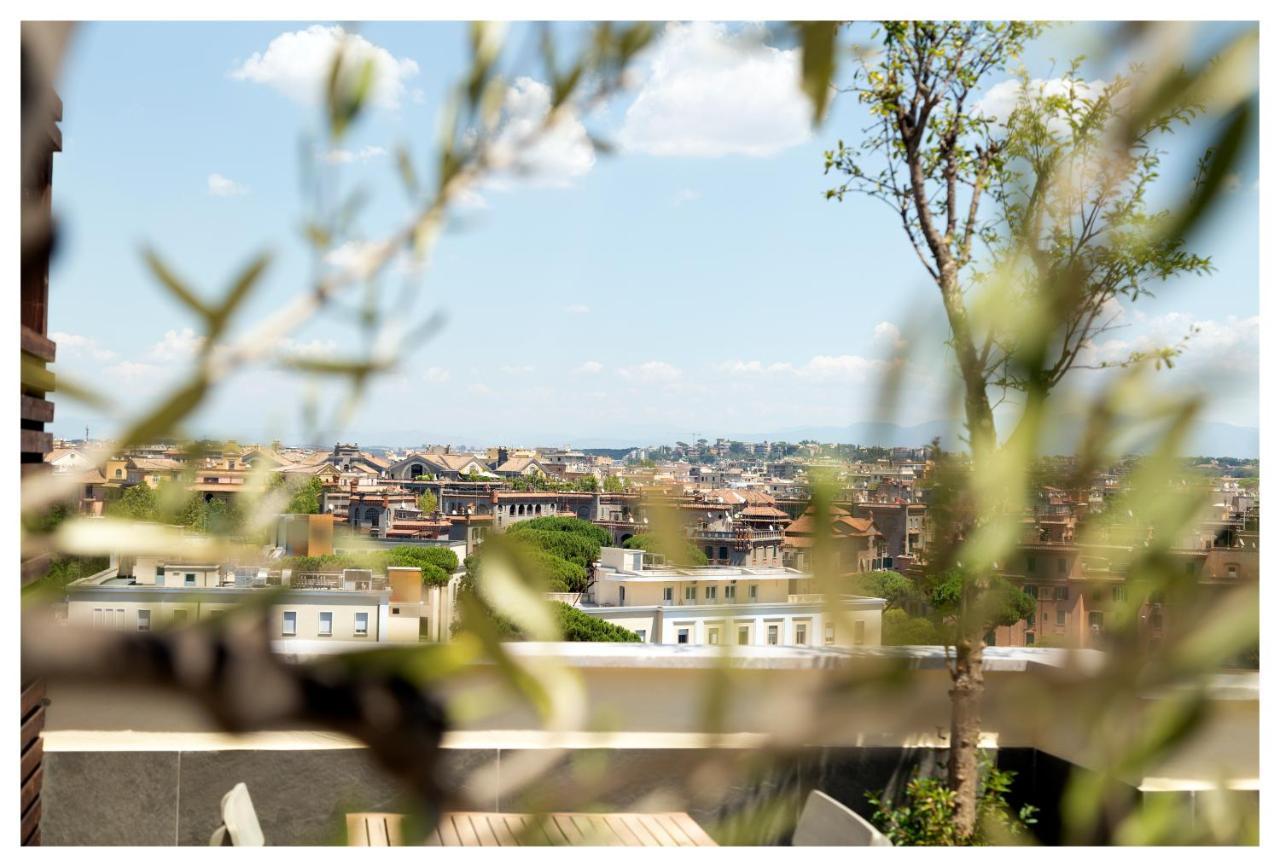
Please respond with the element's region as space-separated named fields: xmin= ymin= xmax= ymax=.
xmin=948 ymin=637 xmax=985 ymax=839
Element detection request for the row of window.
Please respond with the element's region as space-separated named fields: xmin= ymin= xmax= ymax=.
xmin=667 ymin=620 xmax=866 ymax=646
xmin=280 ymin=610 xmax=369 ymax=638
xmin=1022 ymin=584 xmax=1129 ymax=603
xmin=90 ymin=608 xmax=372 ymax=638
xmin=91 ymin=607 xmax=182 ymax=630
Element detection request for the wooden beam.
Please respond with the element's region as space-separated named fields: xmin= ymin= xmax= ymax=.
xmin=20 ymin=395 xmax=54 ymax=424
xmin=21 ymin=430 xmax=52 ymax=456
xmin=20 ymin=326 xmax=55 ymax=363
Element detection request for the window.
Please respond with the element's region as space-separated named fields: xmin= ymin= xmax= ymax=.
xmin=1023 ymin=585 xmax=1036 ymax=600
xmin=1088 ymin=611 xmax=1104 ymax=630
xmin=1025 ymin=631 xmax=1036 ymax=645
xmin=705 ymin=586 xmax=717 ymax=601
xmin=718 ymin=546 xmax=729 ymax=562
xmin=92 ymin=608 xmax=103 ymax=628
xmin=172 ymin=609 xmax=189 ymax=625
xmin=318 ymin=612 xmax=333 ymax=637
xmin=1055 ymin=586 xmax=1069 ymax=601
xmin=663 ymin=586 xmax=673 ymax=603
xmin=685 ymin=586 xmax=697 ymax=601
xmin=137 ymin=610 xmax=151 ymax=632
xmin=725 ymin=584 xmax=736 ymax=600
xmin=1226 ymin=564 xmax=1239 ymax=578
xmin=185 ymin=572 xmax=196 ymax=587
xmin=1038 ymin=586 xmax=1054 ymax=600
xmin=738 ymin=625 xmax=750 ymax=645
xmin=1058 ymin=557 xmax=1068 ymax=575
xmin=824 ymin=624 xmax=835 ymax=645
xmin=282 ymin=611 xmax=297 ymax=636
xmin=677 ymin=628 xmax=690 ymax=645
xmin=708 ymin=627 xmax=720 ymax=645
xmin=1112 ymin=585 xmax=1127 ymax=602
xmin=795 ymin=623 xmax=808 ymax=645
xmin=1056 ymin=611 xmax=1066 ymax=627
xmin=767 ymin=624 xmax=779 ymax=645
xmin=749 ymin=584 xmax=758 ymax=601
xmin=635 ymin=629 xmax=646 ymax=643
xmin=704 ymin=546 xmax=713 ymax=561
xmin=1026 ymin=556 xmax=1036 ymax=574
xmin=854 ymin=621 xmax=866 ymax=646
xmin=354 ymin=612 xmax=369 ymax=637
xmin=619 ymin=587 xmax=626 ymax=606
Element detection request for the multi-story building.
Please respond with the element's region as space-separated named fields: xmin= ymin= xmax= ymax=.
xmin=581 ymin=547 xmax=884 ymax=646
xmin=65 ymin=564 xmax=456 ymax=643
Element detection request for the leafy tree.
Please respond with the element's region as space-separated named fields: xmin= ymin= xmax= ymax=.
xmin=603 ymin=475 xmax=625 ymax=493
xmin=852 ymin=570 xmax=924 ymax=611
xmin=882 ymin=608 xmax=942 ymax=645
xmin=285 ymin=476 xmax=324 ymax=514
xmin=505 ymin=528 xmax=599 ymax=569
xmin=825 ymin=22 xmax=1215 ymax=834
xmin=417 ymin=490 xmax=438 ymax=515
xmin=105 ymin=483 xmax=157 ymax=521
xmin=512 ymin=516 xmax=611 ymax=548
xmin=622 ymin=533 xmax=709 ymax=567
xmin=383 ymin=544 xmax=458 ymax=577
xmin=553 ymin=603 xmax=639 ymax=642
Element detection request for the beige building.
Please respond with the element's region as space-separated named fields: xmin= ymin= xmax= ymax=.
xmin=584 ymin=547 xmax=884 ymax=647
xmin=65 ymin=564 xmax=459 ymax=643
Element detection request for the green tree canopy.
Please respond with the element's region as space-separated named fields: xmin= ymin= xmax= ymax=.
xmin=622 ymin=533 xmax=709 ymax=567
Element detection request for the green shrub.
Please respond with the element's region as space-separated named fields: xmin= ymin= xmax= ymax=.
xmin=868 ymin=761 xmax=1037 ymax=845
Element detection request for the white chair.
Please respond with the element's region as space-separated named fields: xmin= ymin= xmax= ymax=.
xmin=792 ymin=789 xmax=892 ymax=846
xmin=208 ymin=782 xmax=265 ymax=846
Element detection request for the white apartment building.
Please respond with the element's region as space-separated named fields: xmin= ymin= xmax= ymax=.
xmin=64 ymin=564 xmax=457 ymax=643
xmin=582 ymin=547 xmax=884 ymax=647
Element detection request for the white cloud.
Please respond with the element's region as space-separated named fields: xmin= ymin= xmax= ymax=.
xmin=207 ymin=173 xmax=248 ymax=197
xmin=487 ymin=77 xmax=596 ymax=188
xmin=467 ymin=383 xmax=493 ymax=396
xmin=273 ymin=336 xmax=338 ymax=359
xmin=1081 ymin=311 xmax=1259 ymax=376
xmin=50 ymin=332 xmax=117 ymax=363
xmin=618 ymin=23 xmax=812 ymax=158
xmin=873 ymin=321 xmax=907 ymax=351
xmin=973 ymin=77 xmax=1107 ymax=135
xmin=105 ymin=361 xmax=162 ymax=381
xmin=423 ymin=366 xmax=451 ymax=384
xmin=323 ymin=239 xmax=424 ymax=280
xmin=230 ymin=25 xmax=419 ymax=110
xmin=500 ymin=364 xmax=534 ymax=375
xmin=574 ymin=360 xmax=604 ymax=375
xmin=322 ymin=144 xmax=387 ymax=164
xmin=617 ymin=361 xmax=683 ymax=383
xmin=718 ymin=354 xmax=888 ymax=383
xmin=564 ymin=303 xmax=591 ymax=315
xmin=149 ymin=328 xmax=205 ymax=361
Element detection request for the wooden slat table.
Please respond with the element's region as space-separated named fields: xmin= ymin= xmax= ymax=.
xmin=347 ymin=811 xmax=717 ymax=846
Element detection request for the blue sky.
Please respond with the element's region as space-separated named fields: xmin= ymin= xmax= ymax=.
xmin=47 ymin=21 xmax=1258 ymax=448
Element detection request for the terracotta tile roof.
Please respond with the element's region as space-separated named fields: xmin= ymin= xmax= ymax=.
xmin=128 ymin=457 xmax=185 ymax=472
